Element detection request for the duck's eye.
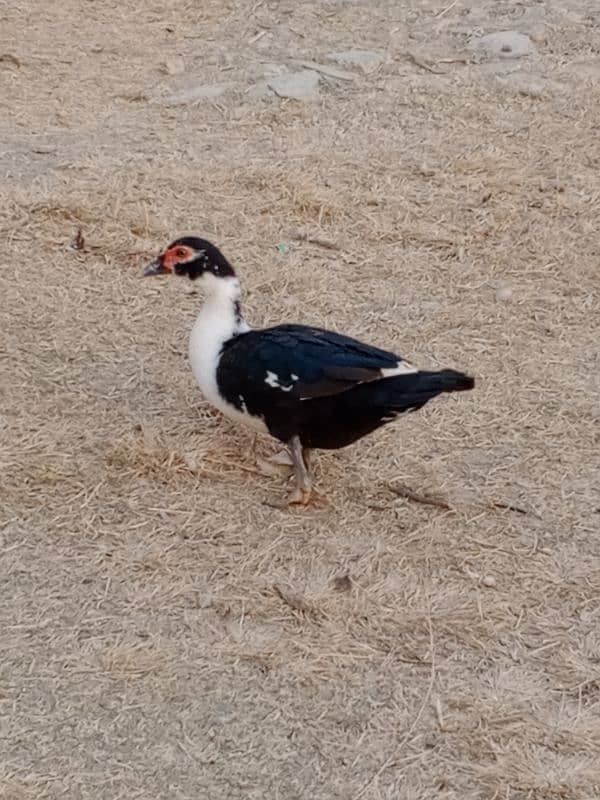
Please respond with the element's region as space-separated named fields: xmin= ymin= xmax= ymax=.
xmin=175 ymin=248 xmax=187 ymax=258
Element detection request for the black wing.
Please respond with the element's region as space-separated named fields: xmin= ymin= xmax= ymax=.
xmin=217 ymin=323 xmax=414 ymax=404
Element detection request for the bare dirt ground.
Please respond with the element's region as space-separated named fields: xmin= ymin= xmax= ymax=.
xmin=1 ymin=1 xmax=600 ymax=798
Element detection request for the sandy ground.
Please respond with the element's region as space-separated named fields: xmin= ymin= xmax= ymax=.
xmin=1 ymin=1 xmax=600 ymax=798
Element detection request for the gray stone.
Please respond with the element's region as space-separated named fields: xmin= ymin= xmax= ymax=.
xmin=327 ymin=50 xmax=385 ymax=71
xmin=246 ymin=80 xmax=276 ymax=100
xmin=469 ymin=31 xmax=534 ymax=60
xmin=162 ymin=57 xmax=185 ymax=76
xmin=267 ymin=70 xmax=320 ymax=100
xmin=478 ymin=60 xmax=522 ymax=77
xmin=165 ymin=82 xmax=232 ymax=106
xmin=567 ymin=59 xmax=600 ymax=81
xmin=495 ymin=286 xmax=513 ymax=302
xmin=495 ymin=72 xmax=565 ymax=98
xmin=262 ymin=62 xmax=287 ymax=77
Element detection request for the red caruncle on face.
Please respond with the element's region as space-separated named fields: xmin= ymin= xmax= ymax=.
xmin=162 ymin=245 xmax=194 ymax=271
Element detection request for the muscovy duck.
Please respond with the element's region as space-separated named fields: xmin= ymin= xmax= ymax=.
xmin=143 ymin=237 xmax=474 ymax=505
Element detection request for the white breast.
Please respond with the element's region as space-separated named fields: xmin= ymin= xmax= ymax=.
xmin=189 ymin=303 xmax=268 ymax=434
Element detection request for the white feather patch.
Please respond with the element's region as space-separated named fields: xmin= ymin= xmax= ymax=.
xmin=265 ymin=370 xmax=294 ymax=392
xmin=380 ymin=360 xmax=418 ymax=377
xmin=265 ymin=371 xmax=280 ymax=388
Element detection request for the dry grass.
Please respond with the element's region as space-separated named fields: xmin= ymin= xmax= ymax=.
xmin=1 ymin=0 xmax=600 ymax=798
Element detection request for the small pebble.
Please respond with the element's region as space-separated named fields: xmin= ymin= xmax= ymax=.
xmin=164 ymin=56 xmax=185 ymax=75
xmin=196 ymin=592 xmax=214 ymax=609
xmin=482 ymin=575 xmax=496 ymax=588
xmin=267 ymin=70 xmax=320 ymax=100
xmin=495 ymin=286 xmax=513 ymax=302
xmin=469 ymin=31 xmax=534 ymax=60
xmin=183 ymin=452 xmax=198 ymax=472
xmin=528 ymin=25 xmax=547 ymax=45
xmin=332 ymin=574 xmax=352 ymax=592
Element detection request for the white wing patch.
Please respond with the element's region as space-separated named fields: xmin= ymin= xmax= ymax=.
xmin=265 ymin=370 xmax=294 ymax=392
xmin=381 ymin=360 xmax=418 ymax=377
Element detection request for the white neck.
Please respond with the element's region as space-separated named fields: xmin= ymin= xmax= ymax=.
xmin=201 ymin=274 xmax=249 ymax=333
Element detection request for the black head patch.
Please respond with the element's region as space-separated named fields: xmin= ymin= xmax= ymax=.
xmin=169 ymin=237 xmax=236 ymax=280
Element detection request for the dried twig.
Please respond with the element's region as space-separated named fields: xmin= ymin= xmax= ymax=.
xmin=404 ymin=51 xmax=445 ymax=75
xmin=292 ymin=232 xmax=341 ymax=251
xmin=298 ymin=60 xmax=356 ymax=82
xmin=437 ymin=56 xmax=472 ymax=65
xmin=491 ymin=501 xmax=528 ymax=515
xmin=435 ymin=0 xmax=459 ymax=19
xmin=388 ymin=483 xmax=451 ymax=510
xmin=248 ymin=29 xmax=268 ymax=45
xmin=0 ymin=53 xmax=21 ymax=67
xmin=389 ymin=484 xmax=531 ymax=517
xmin=272 ymin=584 xmax=321 ymax=617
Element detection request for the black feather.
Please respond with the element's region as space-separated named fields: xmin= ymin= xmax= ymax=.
xmin=288 ymin=369 xmax=475 ymax=449
xmin=216 ymin=324 xmax=474 ymax=449
xmin=218 ymin=323 xmax=406 ymax=402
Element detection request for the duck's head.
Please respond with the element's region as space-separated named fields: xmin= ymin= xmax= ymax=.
xmin=143 ymin=237 xmax=236 ymax=284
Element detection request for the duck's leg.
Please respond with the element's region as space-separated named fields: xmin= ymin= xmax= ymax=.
xmin=287 ymin=436 xmax=313 ymax=505
xmin=255 ymin=447 xmax=294 ymax=478
xmin=303 ymin=447 xmax=311 ymax=470
xmin=248 ymin=432 xmax=294 ymax=477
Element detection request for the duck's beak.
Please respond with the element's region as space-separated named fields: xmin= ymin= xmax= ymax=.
xmin=143 ymin=258 xmax=169 ymax=277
